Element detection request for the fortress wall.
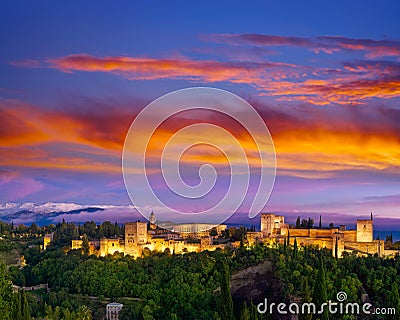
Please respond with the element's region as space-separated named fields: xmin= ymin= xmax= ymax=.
xmin=147 ymin=238 xmax=167 ymax=252
xmin=343 ymin=230 xmax=357 ymax=242
xmin=291 ymin=237 xmax=333 ymax=249
xmin=345 ymin=240 xmax=384 ymax=256
xmin=315 ymin=229 xmax=335 ymax=237
xmin=143 ymin=239 xmax=222 ymax=255
xmin=100 ymin=239 xmax=124 ymax=256
xmin=308 ymin=229 xmax=317 ymax=237
xmin=247 ymin=232 xmax=263 ymax=246
xmin=384 ymin=250 xmax=400 ymax=258
xmin=287 ymin=228 xmax=338 ymax=239
xmin=289 ymin=229 xmax=309 ymax=237
xmin=185 ymin=243 xmax=201 ymax=253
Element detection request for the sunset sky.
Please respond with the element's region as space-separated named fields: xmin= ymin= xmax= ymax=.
xmin=1 ymin=1 xmax=399 ymax=226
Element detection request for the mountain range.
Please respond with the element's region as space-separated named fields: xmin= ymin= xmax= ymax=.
xmin=1 ymin=202 xmax=400 ymax=235
xmin=0 ymin=202 xmax=141 ymax=225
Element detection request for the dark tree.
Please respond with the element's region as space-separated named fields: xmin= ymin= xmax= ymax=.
xmin=312 ymin=257 xmax=329 ymax=320
xmin=0 ymin=264 xmax=15 ymax=319
xmin=335 ymin=236 xmax=338 ymax=259
xmin=388 ymin=282 xmax=400 ymax=320
xmin=300 ymin=277 xmax=312 ymax=320
xmin=18 ymin=290 xmax=30 ymax=320
xmin=82 ymin=234 xmax=90 ymax=256
xmin=30 ymin=222 xmax=38 ymax=234
xmin=296 ymin=216 xmax=301 ymax=228
xmin=239 ymin=302 xmax=250 ymax=320
xmin=220 ymin=260 xmax=235 ymax=320
xmin=293 ymin=238 xmax=298 ymax=259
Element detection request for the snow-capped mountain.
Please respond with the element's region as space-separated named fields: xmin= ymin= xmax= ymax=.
xmin=0 ymin=202 xmax=140 ymax=225
xmin=0 ymin=202 xmax=86 ymax=214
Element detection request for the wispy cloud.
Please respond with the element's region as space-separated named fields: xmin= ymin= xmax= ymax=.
xmin=205 ymin=33 xmax=400 ymax=58
xmin=12 ymin=48 xmax=399 ymax=105
xmin=46 ymin=54 xmax=294 ymax=83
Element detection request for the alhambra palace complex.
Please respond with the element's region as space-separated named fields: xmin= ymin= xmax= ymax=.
xmin=255 ymin=213 xmax=385 ymax=258
xmin=50 ymin=212 xmax=399 ymax=258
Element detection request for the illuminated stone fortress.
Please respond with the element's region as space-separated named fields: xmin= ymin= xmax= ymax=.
xmin=71 ymin=213 xmax=227 ymax=258
xmin=247 ymin=213 xmax=385 ymax=258
xmin=68 ymin=212 xmax=393 ymax=258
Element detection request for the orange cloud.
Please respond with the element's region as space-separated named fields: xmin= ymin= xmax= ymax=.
xmin=260 ymin=76 xmax=400 ymax=105
xmin=124 ymin=103 xmax=400 ymax=179
xmin=15 ymin=53 xmax=395 ymax=105
xmin=0 ymin=98 xmax=131 ymax=151
xmin=1 ymin=96 xmax=400 ymax=179
xmin=46 ymin=54 xmax=293 ymax=83
xmin=0 ymin=147 xmax=121 ymax=173
xmin=0 ymin=98 xmax=130 ymax=174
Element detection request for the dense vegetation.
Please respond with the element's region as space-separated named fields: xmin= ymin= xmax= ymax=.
xmin=0 ymin=220 xmax=399 ymax=319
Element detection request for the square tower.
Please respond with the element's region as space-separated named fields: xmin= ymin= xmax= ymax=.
xmin=261 ymin=213 xmax=286 ymax=237
xmin=356 ymin=219 xmax=373 ymax=242
xmin=125 ymin=222 xmax=147 ymax=256
xmin=261 ymin=213 xmax=274 ymax=237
